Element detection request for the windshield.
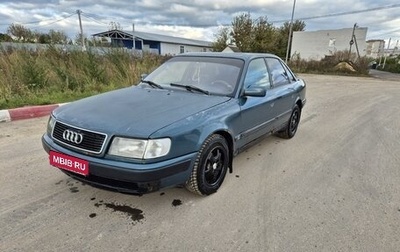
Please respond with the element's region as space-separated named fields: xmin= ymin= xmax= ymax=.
xmin=142 ymin=56 xmax=244 ymax=96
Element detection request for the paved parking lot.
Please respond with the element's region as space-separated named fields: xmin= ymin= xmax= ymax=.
xmin=0 ymin=73 xmax=399 ymax=251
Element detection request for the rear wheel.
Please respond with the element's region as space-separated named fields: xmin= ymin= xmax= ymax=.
xmin=185 ymin=134 xmax=229 ymax=195
xmin=276 ymin=105 xmax=301 ymax=139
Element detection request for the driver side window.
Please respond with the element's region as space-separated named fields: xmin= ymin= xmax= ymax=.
xmin=244 ymin=58 xmax=271 ymax=89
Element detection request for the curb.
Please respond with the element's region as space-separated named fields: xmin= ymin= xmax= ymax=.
xmin=0 ymin=103 xmax=67 ymax=123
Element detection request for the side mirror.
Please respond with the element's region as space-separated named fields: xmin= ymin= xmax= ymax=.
xmin=243 ymin=88 xmax=266 ymax=97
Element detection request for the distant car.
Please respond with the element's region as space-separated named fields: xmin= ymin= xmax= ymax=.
xmin=42 ymin=52 xmax=306 ymax=195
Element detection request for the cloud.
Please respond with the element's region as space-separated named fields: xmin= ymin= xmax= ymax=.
xmin=0 ymin=0 xmax=399 ymax=44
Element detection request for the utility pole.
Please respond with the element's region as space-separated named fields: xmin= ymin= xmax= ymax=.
xmin=382 ymin=38 xmax=391 ymax=69
xmin=77 ymin=9 xmax=86 ymax=51
xmin=393 ymin=40 xmax=399 ymax=54
xmin=348 ymin=23 xmax=357 ymax=59
xmin=285 ymin=0 xmax=297 ymax=63
xmin=132 ymin=23 xmax=135 ymax=51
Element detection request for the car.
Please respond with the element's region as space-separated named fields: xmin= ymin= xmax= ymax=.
xmin=42 ymin=52 xmax=306 ymax=196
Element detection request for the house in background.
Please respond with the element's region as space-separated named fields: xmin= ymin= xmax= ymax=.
xmin=366 ymin=39 xmax=385 ymax=58
xmin=92 ymin=29 xmax=212 ymax=55
xmin=291 ymin=27 xmax=368 ymax=60
xmin=222 ymin=45 xmax=240 ymax=53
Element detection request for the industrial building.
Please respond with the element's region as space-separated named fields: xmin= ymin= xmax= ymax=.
xmin=92 ymin=29 xmax=213 ymax=55
xmin=291 ymin=27 xmax=368 ymax=60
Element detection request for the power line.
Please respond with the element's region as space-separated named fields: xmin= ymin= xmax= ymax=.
xmin=371 ymin=27 xmax=400 ymax=37
xmin=271 ymin=3 xmax=400 ymax=23
xmin=0 ymin=12 xmax=76 ymax=27
xmin=35 ymin=13 xmax=76 ymax=27
xmin=80 ymin=13 xmax=109 ymax=26
xmin=115 ymin=3 xmax=400 ymax=27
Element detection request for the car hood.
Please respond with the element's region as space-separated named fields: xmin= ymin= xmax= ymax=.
xmin=53 ymin=86 xmax=231 ymax=138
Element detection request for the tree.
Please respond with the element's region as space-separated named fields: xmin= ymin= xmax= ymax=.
xmin=231 ymin=13 xmax=253 ymax=52
xmin=48 ymin=29 xmax=68 ymax=44
xmin=251 ymin=16 xmax=277 ymax=53
xmin=7 ymin=23 xmax=34 ymax=42
xmin=36 ymin=32 xmax=51 ymax=44
xmin=109 ymin=21 xmax=122 ymax=31
xmin=212 ymin=27 xmax=231 ymax=52
xmin=276 ymin=20 xmax=306 ymax=58
xmin=0 ymin=33 xmax=13 ymax=42
xmin=212 ymin=13 xmax=306 ymax=56
xmin=74 ymin=33 xmax=96 ymax=47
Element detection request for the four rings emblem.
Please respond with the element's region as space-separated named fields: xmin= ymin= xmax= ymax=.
xmin=62 ymin=129 xmax=83 ymax=144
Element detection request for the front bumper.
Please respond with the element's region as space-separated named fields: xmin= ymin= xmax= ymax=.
xmin=42 ymin=134 xmax=196 ymax=194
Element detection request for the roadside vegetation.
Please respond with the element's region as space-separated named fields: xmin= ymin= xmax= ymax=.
xmin=378 ymin=56 xmax=400 ymax=73
xmin=288 ymin=50 xmax=371 ymax=76
xmin=0 ymin=47 xmax=168 ymax=109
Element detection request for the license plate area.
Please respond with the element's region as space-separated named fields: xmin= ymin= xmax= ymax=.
xmin=50 ymin=151 xmax=89 ymax=176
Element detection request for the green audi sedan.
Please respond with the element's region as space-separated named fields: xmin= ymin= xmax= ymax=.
xmin=42 ymin=52 xmax=306 ymax=195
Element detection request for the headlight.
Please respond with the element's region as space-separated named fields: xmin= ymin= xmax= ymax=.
xmin=108 ymin=137 xmax=171 ymax=159
xmin=47 ymin=116 xmax=56 ymax=135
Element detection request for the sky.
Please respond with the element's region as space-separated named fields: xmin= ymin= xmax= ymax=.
xmin=0 ymin=0 xmax=399 ymax=48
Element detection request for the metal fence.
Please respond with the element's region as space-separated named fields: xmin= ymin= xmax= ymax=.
xmin=0 ymin=42 xmax=157 ymax=56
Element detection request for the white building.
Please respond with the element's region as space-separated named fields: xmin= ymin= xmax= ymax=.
xmin=366 ymin=40 xmax=385 ymax=58
xmin=291 ymin=27 xmax=368 ymax=60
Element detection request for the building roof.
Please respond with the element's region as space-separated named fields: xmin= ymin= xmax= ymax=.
xmin=366 ymin=39 xmax=385 ymax=43
xmin=222 ymin=45 xmax=241 ymax=53
xmin=92 ymin=29 xmax=212 ymax=47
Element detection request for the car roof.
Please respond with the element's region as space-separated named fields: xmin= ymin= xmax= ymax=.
xmin=177 ymin=52 xmax=282 ymax=61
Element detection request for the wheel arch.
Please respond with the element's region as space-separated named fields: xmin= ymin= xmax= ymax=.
xmin=295 ymin=97 xmax=303 ymax=110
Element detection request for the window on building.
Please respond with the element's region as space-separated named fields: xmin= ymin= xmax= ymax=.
xmin=180 ymin=45 xmax=185 ymax=53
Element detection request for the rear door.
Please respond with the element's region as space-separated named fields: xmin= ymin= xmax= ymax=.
xmin=265 ymin=57 xmax=297 ymax=129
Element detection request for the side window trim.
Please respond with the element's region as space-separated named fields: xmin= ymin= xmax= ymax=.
xmin=263 ymin=57 xmax=274 ymax=88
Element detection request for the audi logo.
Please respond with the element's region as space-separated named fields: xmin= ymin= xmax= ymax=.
xmin=62 ymin=130 xmax=83 ymax=144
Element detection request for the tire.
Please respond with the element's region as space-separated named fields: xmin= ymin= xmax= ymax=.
xmin=185 ymin=134 xmax=229 ymax=196
xmin=276 ymin=105 xmax=301 ymax=139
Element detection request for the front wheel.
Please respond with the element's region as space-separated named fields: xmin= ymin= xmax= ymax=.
xmin=276 ymin=105 xmax=301 ymax=139
xmin=185 ymin=134 xmax=229 ymax=195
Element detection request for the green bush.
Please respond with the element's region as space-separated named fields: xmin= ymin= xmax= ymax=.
xmin=381 ymin=56 xmax=400 ymax=73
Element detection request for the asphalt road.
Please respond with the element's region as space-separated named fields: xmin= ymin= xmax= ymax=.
xmin=1 ymin=74 xmax=400 ymax=252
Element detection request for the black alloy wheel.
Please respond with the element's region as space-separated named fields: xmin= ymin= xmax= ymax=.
xmin=185 ymin=134 xmax=229 ymax=195
xmin=276 ymin=104 xmax=301 ymax=139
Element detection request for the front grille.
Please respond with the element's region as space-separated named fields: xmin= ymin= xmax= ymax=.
xmin=52 ymin=121 xmax=107 ymax=154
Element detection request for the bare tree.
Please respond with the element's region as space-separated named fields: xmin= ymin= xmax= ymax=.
xmin=109 ymin=21 xmax=122 ymax=31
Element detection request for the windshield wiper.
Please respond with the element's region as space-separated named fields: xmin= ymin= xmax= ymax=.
xmin=141 ymin=80 xmax=163 ymax=89
xmin=170 ymin=83 xmax=209 ymax=95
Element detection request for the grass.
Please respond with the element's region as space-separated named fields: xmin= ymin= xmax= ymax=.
xmin=0 ymin=46 xmax=169 ymax=109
